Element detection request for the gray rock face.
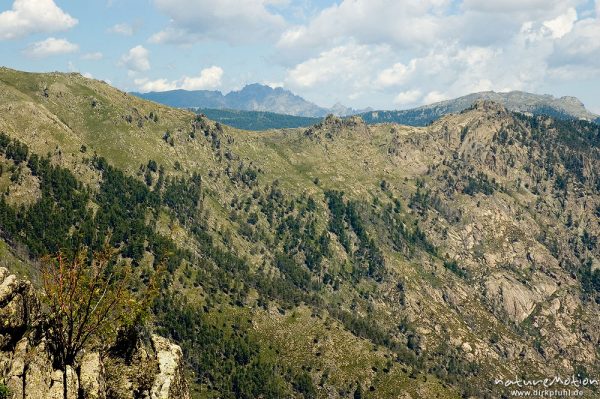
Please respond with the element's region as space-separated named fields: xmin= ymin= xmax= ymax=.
xmin=485 ymin=273 xmax=557 ymax=323
xmin=0 ymin=267 xmax=190 ymax=399
xmin=80 ymin=352 xmax=106 ymax=399
xmin=0 ymin=268 xmax=40 ymax=347
xmin=150 ymin=335 xmax=190 ymax=399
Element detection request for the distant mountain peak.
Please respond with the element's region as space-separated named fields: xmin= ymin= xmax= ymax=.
xmin=360 ymin=90 xmax=598 ymax=127
xmin=234 ymin=83 xmax=283 ymax=95
xmin=132 ymin=84 xmax=373 ymax=118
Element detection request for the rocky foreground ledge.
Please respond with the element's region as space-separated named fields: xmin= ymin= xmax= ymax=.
xmin=0 ymin=267 xmax=190 ymax=399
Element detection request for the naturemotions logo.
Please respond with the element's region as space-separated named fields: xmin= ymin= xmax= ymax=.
xmin=494 ymin=375 xmax=598 ymax=389
xmin=495 ymin=375 xmax=598 ymax=397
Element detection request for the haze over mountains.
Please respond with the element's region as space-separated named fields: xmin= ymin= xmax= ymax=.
xmin=132 ymin=83 xmax=366 ymax=118
xmin=133 ymin=85 xmax=600 ymax=130
xmin=360 ymin=90 xmax=600 ymax=126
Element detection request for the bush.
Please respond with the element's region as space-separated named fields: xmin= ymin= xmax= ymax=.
xmin=42 ymin=245 xmax=156 ymax=367
xmin=444 ymin=259 xmax=468 ymax=279
xmin=0 ymin=383 xmax=10 ymax=399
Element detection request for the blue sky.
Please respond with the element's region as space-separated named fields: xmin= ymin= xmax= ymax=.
xmin=1 ymin=0 xmax=599 ymax=112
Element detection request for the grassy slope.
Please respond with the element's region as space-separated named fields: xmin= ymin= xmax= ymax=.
xmin=0 ymin=68 xmax=464 ymax=398
xmin=4 ymin=68 xmax=598 ymax=398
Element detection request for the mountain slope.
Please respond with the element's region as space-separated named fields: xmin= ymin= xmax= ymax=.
xmin=1 ymin=68 xmax=599 ymax=399
xmin=135 ymin=87 xmax=598 ymax=130
xmin=130 ymin=88 xmax=226 ymax=109
xmin=361 ymin=90 xmax=599 ymax=126
xmin=132 ymin=84 xmax=369 ymax=119
xmin=198 ymin=108 xmax=321 ymax=130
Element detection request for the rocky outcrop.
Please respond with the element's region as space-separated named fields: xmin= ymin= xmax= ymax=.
xmin=79 ymin=352 xmax=105 ymax=399
xmin=0 ymin=267 xmax=40 ymax=346
xmin=484 ymin=273 xmax=558 ymax=323
xmin=150 ymin=335 xmax=190 ymax=399
xmin=304 ymin=114 xmax=370 ymax=141
xmin=0 ymin=267 xmax=190 ymax=399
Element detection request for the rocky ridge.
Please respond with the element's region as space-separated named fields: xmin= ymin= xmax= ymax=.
xmin=1 ymin=67 xmax=599 ymax=397
xmin=361 ymin=90 xmax=600 ymax=126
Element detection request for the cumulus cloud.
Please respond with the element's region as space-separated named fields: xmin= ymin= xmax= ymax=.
xmin=150 ymin=0 xmax=286 ymax=44
xmin=134 ymin=78 xmax=176 ymax=92
xmin=375 ymin=61 xmax=417 ymax=88
xmin=277 ymin=0 xmax=447 ymax=63
xmin=394 ymin=90 xmax=422 ymax=106
xmin=180 ymin=66 xmax=224 ymax=90
xmin=274 ymin=0 xmax=600 ymax=109
xmin=549 ymin=18 xmax=600 ymax=69
xmin=135 ymin=66 xmax=224 ymax=92
xmin=262 ymin=81 xmax=284 ymax=88
xmin=23 ymin=37 xmax=78 ymax=58
xmin=119 ymin=45 xmax=150 ymax=72
xmin=0 ymin=0 xmax=77 ymax=40
xmin=543 ymin=7 xmax=577 ymax=38
xmin=108 ymin=23 xmax=133 ymax=36
xmin=286 ymin=44 xmax=391 ymax=91
xmin=287 ymin=46 xmax=364 ymax=88
xmin=462 ymin=0 xmax=564 ymax=13
xmin=423 ymin=91 xmax=449 ymax=104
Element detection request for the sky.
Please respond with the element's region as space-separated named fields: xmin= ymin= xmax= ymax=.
xmin=0 ymin=0 xmax=599 ymax=112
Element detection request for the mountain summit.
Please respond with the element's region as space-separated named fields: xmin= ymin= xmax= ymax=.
xmin=133 ymin=83 xmax=329 ymax=117
xmin=224 ymin=83 xmax=326 ymax=117
xmin=135 ymin=86 xmax=599 ymax=129
xmin=361 ymin=90 xmax=600 ymax=126
xmin=132 ymin=84 xmax=368 ymax=118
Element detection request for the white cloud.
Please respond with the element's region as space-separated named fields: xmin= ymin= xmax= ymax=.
xmin=134 ymin=78 xmax=176 ymax=92
xmin=23 ymin=37 xmax=78 ymax=58
xmin=81 ymin=52 xmax=103 ymax=61
xmin=549 ymin=18 xmax=600 ymax=69
xmin=119 ymin=45 xmax=150 ymax=72
xmin=394 ymin=90 xmax=422 ymax=106
xmin=277 ymin=0 xmax=446 ymax=62
xmin=135 ymin=66 xmax=224 ymax=92
xmin=0 ymin=0 xmax=77 ymax=40
xmin=462 ymin=0 xmax=573 ymax=13
xmin=375 ymin=61 xmax=416 ymax=88
xmin=263 ymin=81 xmax=284 ymax=88
xmin=180 ymin=66 xmax=224 ymax=90
xmin=150 ymin=0 xmax=286 ymax=44
xmin=423 ymin=91 xmax=449 ymax=104
xmin=276 ymin=0 xmax=584 ymax=64
xmin=543 ymin=8 xmax=577 ymax=38
xmin=108 ymin=23 xmax=133 ymax=36
xmin=273 ymin=0 xmax=600 ymax=109
xmin=286 ymin=44 xmax=389 ymax=89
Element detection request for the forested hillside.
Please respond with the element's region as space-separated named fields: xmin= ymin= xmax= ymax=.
xmin=195 ymin=108 xmax=321 ymax=130
xmin=0 ymin=68 xmax=599 ymax=399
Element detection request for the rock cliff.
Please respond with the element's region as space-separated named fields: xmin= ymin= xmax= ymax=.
xmin=0 ymin=267 xmax=190 ymax=399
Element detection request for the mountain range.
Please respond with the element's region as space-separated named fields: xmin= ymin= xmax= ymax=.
xmin=133 ymin=85 xmax=599 ymax=130
xmin=360 ymin=90 xmax=600 ymax=126
xmin=1 ymin=67 xmax=599 ymax=398
xmin=132 ymin=83 xmax=366 ymax=118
